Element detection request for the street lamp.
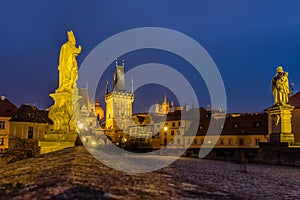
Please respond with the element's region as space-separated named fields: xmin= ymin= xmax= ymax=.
xmin=164 ymin=126 xmax=168 ymax=146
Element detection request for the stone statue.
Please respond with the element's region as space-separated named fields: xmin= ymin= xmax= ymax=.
xmin=272 ymin=66 xmax=289 ymax=105
xmin=57 ymin=30 xmax=82 ymax=92
xmin=48 ymin=30 xmax=82 ymax=133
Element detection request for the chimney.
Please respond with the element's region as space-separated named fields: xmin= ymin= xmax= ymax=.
xmin=0 ymin=96 xmax=5 ymax=101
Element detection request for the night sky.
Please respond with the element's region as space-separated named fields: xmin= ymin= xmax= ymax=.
xmin=1 ymin=1 xmax=300 ymax=113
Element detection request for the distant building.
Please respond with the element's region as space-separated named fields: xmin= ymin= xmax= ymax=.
xmin=288 ymin=91 xmax=300 ymax=143
xmin=184 ymin=111 xmax=268 ymax=150
xmin=94 ymin=100 xmax=104 ymax=120
xmin=78 ymin=86 xmax=100 ymax=130
xmin=155 ymin=95 xmax=170 ymax=115
xmin=105 ymin=59 xmax=134 ymax=143
xmin=9 ymin=103 xmax=53 ymax=155
xmin=138 ymin=107 xmax=268 ymax=153
xmin=0 ymin=96 xmax=18 ymax=151
xmin=127 ymin=113 xmax=156 ymax=148
xmin=154 ymin=95 xmax=190 ymax=115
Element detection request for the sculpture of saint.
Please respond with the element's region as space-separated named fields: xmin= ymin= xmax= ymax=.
xmin=272 ymin=66 xmax=289 ymax=105
xmin=57 ymin=30 xmax=82 ymax=92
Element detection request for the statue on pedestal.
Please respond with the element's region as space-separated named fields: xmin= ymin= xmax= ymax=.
xmin=265 ymin=66 xmax=294 ymax=144
xmin=39 ymin=30 xmax=82 ymax=154
xmin=48 ymin=30 xmax=82 ymax=133
xmin=272 ymin=66 xmax=289 ymax=105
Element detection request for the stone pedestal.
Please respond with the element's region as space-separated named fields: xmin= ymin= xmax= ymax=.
xmin=39 ymin=89 xmax=81 ymax=154
xmin=265 ymin=104 xmax=295 ymax=144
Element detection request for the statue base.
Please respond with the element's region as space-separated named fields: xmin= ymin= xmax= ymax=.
xmin=38 ymin=132 xmax=78 ymax=154
xmin=265 ymin=104 xmax=295 ymax=144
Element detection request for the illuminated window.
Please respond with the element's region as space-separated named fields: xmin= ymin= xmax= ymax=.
xmin=239 ymin=138 xmax=244 ymax=145
xmin=253 ymin=122 xmax=261 ymax=128
xmin=220 ymin=139 xmax=224 ymax=145
xmin=0 ymin=121 xmax=5 ymax=129
xmin=28 ymin=127 xmax=34 ymax=139
xmin=255 ymin=138 xmax=260 ymax=145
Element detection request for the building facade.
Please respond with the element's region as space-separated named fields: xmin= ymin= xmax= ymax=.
xmin=9 ymin=104 xmax=53 ymax=155
xmin=0 ymin=96 xmax=18 ymax=151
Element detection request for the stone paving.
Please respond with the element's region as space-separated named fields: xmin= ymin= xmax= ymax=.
xmin=162 ymin=158 xmax=300 ymax=199
xmin=0 ymin=146 xmax=299 ymax=199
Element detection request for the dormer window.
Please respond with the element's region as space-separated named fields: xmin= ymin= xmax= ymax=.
xmin=253 ymin=122 xmax=261 ymax=128
xmin=233 ymin=123 xmax=239 ymax=129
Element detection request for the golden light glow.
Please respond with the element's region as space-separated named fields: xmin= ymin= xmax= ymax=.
xmin=164 ymin=126 xmax=168 ymax=132
xmin=78 ymin=123 xmax=84 ymax=130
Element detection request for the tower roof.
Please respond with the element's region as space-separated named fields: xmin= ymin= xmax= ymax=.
xmin=113 ymin=58 xmax=126 ymax=92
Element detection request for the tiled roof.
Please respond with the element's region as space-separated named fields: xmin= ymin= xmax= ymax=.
xmin=288 ymin=91 xmax=300 ymax=107
xmin=185 ymin=112 xmax=268 ymax=136
xmin=10 ymin=104 xmax=53 ymax=124
xmin=0 ymin=97 xmax=18 ymax=117
xmin=221 ymin=113 xmax=268 ymax=135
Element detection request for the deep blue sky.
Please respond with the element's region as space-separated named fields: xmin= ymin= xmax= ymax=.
xmin=1 ymin=1 xmax=300 ymax=113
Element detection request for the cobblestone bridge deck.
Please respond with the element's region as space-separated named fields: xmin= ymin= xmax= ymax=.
xmin=0 ymin=146 xmax=299 ymax=199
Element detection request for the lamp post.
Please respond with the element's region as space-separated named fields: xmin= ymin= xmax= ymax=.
xmin=164 ymin=126 xmax=168 ymax=146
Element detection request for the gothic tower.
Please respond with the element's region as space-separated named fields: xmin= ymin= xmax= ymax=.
xmin=105 ymin=59 xmax=134 ymax=131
